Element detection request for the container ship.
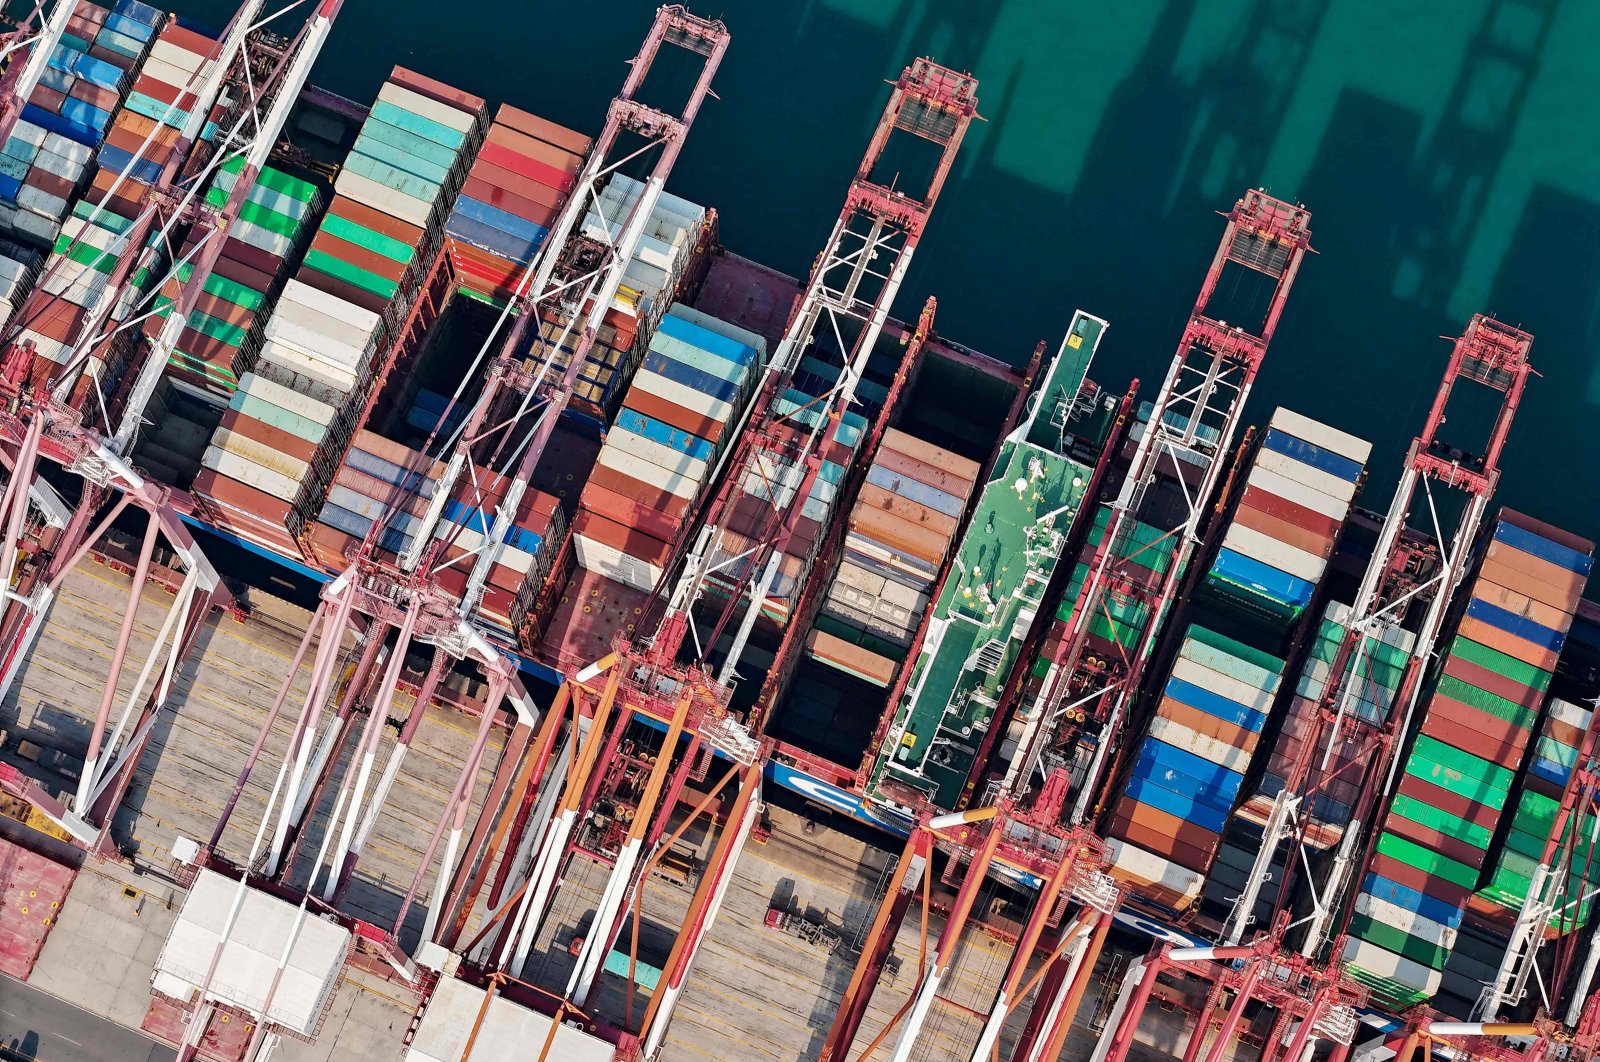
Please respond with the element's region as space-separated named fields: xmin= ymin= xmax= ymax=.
xmin=0 ymin=3 xmax=1595 ymax=1062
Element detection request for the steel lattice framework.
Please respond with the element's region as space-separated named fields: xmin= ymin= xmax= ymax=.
xmin=1003 ymin=190 xmax=1312 ymax=824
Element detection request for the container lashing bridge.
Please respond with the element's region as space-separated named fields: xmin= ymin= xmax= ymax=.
xmin=0 ymin=0 xmax=343 ymax=853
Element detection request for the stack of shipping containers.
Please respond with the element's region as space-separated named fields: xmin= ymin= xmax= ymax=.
xmin=807 ymin=429 xmax=978 ymax=693
xmin=0 ymin=247 xmax=42 ymax=330
xmin=3 ymin=0 xmax=160 ymax=245
xmin=195 ymin=69 xmax=486 ymax=558
xmin=93 ymin=19 xmax=219 ymax=199
xmin=1106 ymin=409 xmax=1369 ymax=916
xmin=444 ymin=104 xmax=585 ymax=306
xmin=1105 ymin=624 xmax=1283 ymax=911
xmin=701 ymin=380 xmax=868 ymax=636
xmin=1343 ymin=510 xmax=1593 ymax=1010
xmin=542 ymin=303 xmax=765 ymax=670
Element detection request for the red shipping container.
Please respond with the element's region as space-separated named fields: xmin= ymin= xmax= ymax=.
xmin=328 ymin=195 xmax=425 ymax=247
xmin=23 ymin=165 xmax=77 ymax=202
xmin=1440 ymin=655 xmax=1543 ymax=709
xmin=1232 ymin=500 xmax=1335 ymax=559
xmin=1542 ymin=716 xmax=1586 ymax=750
xmin=307 ymin=521 xmax=363 ymax=571
xmin=220 ymin=236 xmax=283 ymax=277
xmin=191 ymin=292 xmax=256 ymax=329
xmin=298 ymin=266 xmax=390 ymax=315
xmin=159 ymin=24 xmax=220 ymax=57
xmin=1368 ymin=853 xmax=1475 ymax=907
xmin=176 ymin=327 xmax=238 ymax=365
xmin=586 ymin=462 xmax=690 ymax=520
xmin=466 ymin=154 xmax=563 ymax=202
xmin=1396 ymin=772 xmax=1501 ymax=832
xmin=1500 ymin=508 xmax=1595 ymax=558
xmin=571 ymin=509 xmax=672 ymax=564
xmin=623 ymin=388 xmax=724 ymax=445
xmin=1482 ymin=542 xmax=1586 ymax=603
xmin=1421 ymin=694 xmax=1532 ymax=759
xmin=211 ymin=253 xmax=278 ymax=294
xmin=484 ymin=125 xmax=582 ymax=177
xmin=389 ymin=66 xmax=485 ymax=114
xmin=579 ymin=484 xmax=679 ymax=545
xmin=460 ymin=174 xmax=560 ymax=226
xmin=1107 ymin=806 xmax=1218 ymax=864
xmin=68 ymin=79 xmax=120 ymax=112
xmin=494 ymin=104 xmax=591 ymax=155
xmin=219 ymin=409 xmax=318 ymax=465
xmin=1383 ymin=811 xmax=1489 ymax=871
xmin=191 ymin=467 xmax=293 ymax=526
xmin=309 ymin=230 xmax=407 ymax=283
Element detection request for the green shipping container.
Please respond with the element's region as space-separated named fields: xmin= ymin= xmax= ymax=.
xmin=303 ymin=249 xmax=399 ymax=301
xmin=1349 ymin=915 xmax=1451 ymax=970
xmin=322 ymin=213 xmax=416 ymax=265
xmin=1389 ymin=794 xmax=1493 ymax=848
xmin=1375 ymin=831 xmax=1479 ymax=888
xmin=1186 ymin=623 xmax=1285 ymax=683
xmin=1431 ymin=675 xmax=1539 ymax=729
xmin=1447 ymin=635 xmax=1553 ymax=692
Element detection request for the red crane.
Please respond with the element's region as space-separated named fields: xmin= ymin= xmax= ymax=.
xmin=999 ymin=190 xmax=1312 ymax=825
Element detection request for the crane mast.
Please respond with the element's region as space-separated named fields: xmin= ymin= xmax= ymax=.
xmin=1003 ymin=190 xmax=1312 ymax=822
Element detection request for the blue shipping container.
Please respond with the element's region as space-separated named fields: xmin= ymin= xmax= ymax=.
xmin=1261 ymin=428 xmax=1364 ymax=483
xmin=1163 ymin=676 xmax=1268 ymax=732
xmin=1121 ymin=779 xmax=1229 ymax=833
xmin=1361 ymin=873 xmax=1466 ymax=929
xmin=614 ymin=408 xmax=715 ymax=463
xmin=642 ymin=348 xmax=741 ymax=405
xmin=1131 ymin=738 xmax=1244 ymax=804
xmin=1211 ymin=548 xmax=1314 ymax=607
xmin=1465 ymin=597 xmax=1565 ymax=653
xmin=658 ymin=310 xmax=759 ymax=368
xmin=1493 ymin=519 xmax=1594 ymax=576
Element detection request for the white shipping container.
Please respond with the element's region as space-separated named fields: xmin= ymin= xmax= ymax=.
xmin=213 ymin=429 xmax=309 ymax=481
xmin=147 ymin=39 xmax=211 ymax=74
xmin=375 ymin=81 xmax=476 ymax=133
xmin=1341 ymin=938 xmax=1443 ymax=995
xmin=1244 ymin=466 xmax=1350 ymax=520
xmin=1353 ymin=895 xmax=1456 ymax=948
xmin=18 ymin=330 xmax=69 ymax=363
xmin=280 ymin=279 xmax=382 ymax=335
xmin=272 ymin=296 xmax=378 ymax=352
xmin=253 ymin=357 xmax=349 ymax=407
xmin=328 ymin=484 xmax=397 ymax=523
xmin=334 ymin=169 xmax=432 ymax=228
xmin=1270 ymin=407 xmax=1372 ymax=464
xmin=59 ymin=216 xmax=121 ymax=251
xmin=202 ymin=446 xmax=300 ymax=501
xmin=1549 ymin=698 xmax=1592 ymax=731
xmin=42 ymin=264 xmax=110 ymax=303
xmin=1169 ymin=657 xmax=1276 ymax=713
xmin=630 ymin=368 xmax=735 ymax=422
xmin=17 ymin=186 xmax=68 ymax=221
xmin=236 ymin=372 xmax=336 ymax=424
xmin=10 ymin=122 xmax=47 ymax=150
xmin=41 ymin=133 xmax=93 ymax=167
xmin=263 ymin=317 xmax=369 ymax=374
xmin=8 ymin=208 xmax=59 ymax=245
xmin=604 ymin=428 xmax=709 ymax=484
xmin=595 ymin=446 xmax=698 ymax=500
xmin=229 ymin=219 xmax=295 ymax=260
xmin=1147 ymin=716 xmax=1254 ymax=773
xmin=1107 ymin=840 xmax=1204 ymax=903
xmin=258 ymin=339 xmax=358 ymax=394
xmin=30 ymin=148 xmax=85 ymax=182
xmin=141 ymin=54 xmax=205 ymax=89
xmin=0 ymin=254 xmax=29 ymax=283
xmin=1220 ymin=523 xmax=1327 ymax=581
xmin=1255 ymin=450 xmax=1358 ymax=505
xmin=573 ymin=533 xmax=662 ymax=593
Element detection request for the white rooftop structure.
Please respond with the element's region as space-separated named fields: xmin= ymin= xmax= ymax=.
xmin=406 ymin=977 xmax=619 ymax=1061
xmin=152 ymin=868 xmax=350 ymax=1038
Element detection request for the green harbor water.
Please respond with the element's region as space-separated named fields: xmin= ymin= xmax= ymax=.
xmin=180 ymin=0 xmax=1600 ymax=542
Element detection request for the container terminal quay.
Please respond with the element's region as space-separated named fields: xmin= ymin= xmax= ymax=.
xmin=0 ymin=2 xmax=1595 ymax=1061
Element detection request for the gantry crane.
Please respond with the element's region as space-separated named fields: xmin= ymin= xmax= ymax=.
xmin=820 ymin=772 xmax=1119 ymax=1062
xmin=448 ymin=58 xmax=978 ymax=1050
xmin=1226 ymin=316 xmax=1534 ymax=957
xmin=0 ymin=0 xmax=344 ymax=848
xmin=1002 ymin=190 xmax=1313 ymax=823
xmin=382 ymin=6 xmax=728 ymax=626
xmin=198 ymin=9 xmax=728 ymax=977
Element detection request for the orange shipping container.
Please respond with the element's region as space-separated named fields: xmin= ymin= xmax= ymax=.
xmin=848 ymin=504 xmax=949 ymax=568
xmin=805 ymin=629 xmax=896 ymax=687
xmin=1482 ymin=541 xmax=1587 ymax=602
xmin=1456 ymin=615 xmax=1560 ymax=672
xmin=855 ymin=483 xmax=959 ymax=539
